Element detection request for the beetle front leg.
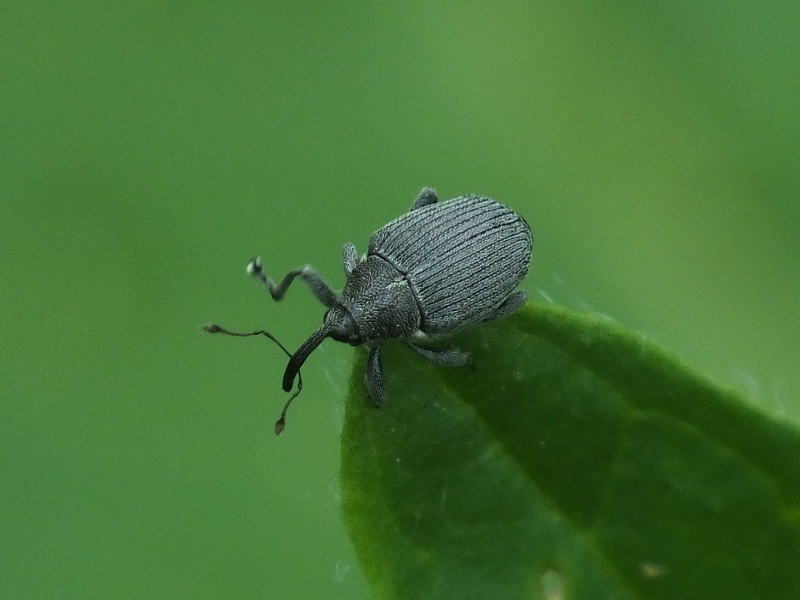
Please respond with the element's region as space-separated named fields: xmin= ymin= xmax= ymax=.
xmin=342 ymin=242 xmax=359 ymax=277
xmin=365 ymin=345 xmax=387 ymax=406
xmin=410 ymin=187 xmax=438 ymax=210
xmin=247 ymin=257 xmax=338 ymax=308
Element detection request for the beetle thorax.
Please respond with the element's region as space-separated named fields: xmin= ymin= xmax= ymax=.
xmin=335 ymin=255 xmax=421 ymax=343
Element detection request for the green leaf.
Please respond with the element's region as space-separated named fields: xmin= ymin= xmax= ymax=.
xmin=340 ymin=304 xmax=800 ymax=600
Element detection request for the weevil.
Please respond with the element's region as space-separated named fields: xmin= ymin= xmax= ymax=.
xmin=205 ymin=187 xmax=532 ymax=433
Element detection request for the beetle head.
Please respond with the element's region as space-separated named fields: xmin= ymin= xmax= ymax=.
xmin=324 ymin=304 xmax=362 ymax=346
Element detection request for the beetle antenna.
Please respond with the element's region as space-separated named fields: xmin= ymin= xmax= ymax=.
xmin=202 ymin=323 xmax=302 ymax=435
xmin=274 ymin=387 xmax=300 ymax=436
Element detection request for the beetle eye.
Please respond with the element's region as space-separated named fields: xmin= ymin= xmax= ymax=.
xmin=329 ymin=329 xmax=347 ymax=342
xmin=323 ymin=309 xmax=330 ymax=321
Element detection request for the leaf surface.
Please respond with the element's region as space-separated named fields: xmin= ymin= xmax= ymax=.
xmin=341 ymin=305 xmax=800 ymax=600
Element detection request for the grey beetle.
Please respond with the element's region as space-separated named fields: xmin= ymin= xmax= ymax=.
xmin=206 ymin=187 xmax=532 ymax=433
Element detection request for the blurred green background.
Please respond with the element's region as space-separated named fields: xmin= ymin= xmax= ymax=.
xmin=2 ymin=1 xmax=798 ymax=598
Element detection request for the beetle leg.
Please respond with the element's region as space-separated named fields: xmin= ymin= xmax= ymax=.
xmin=365 ymin=345 xmax=387 ymax=406
xmin=247 ymin=257 xmax=338 ymax=308
xmin=404 ymin=342 xmax=471 ymax=367
xmin=342 ymin=242 xmax=359 ymax=277
xmin=481 ymin=290 xmax=528 ymax=322
xmin=410 ymin=187 xmax=438 ymax=210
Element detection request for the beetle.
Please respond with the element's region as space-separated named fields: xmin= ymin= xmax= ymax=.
xmin=206 ymin=187 xmax=532 ymax=433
